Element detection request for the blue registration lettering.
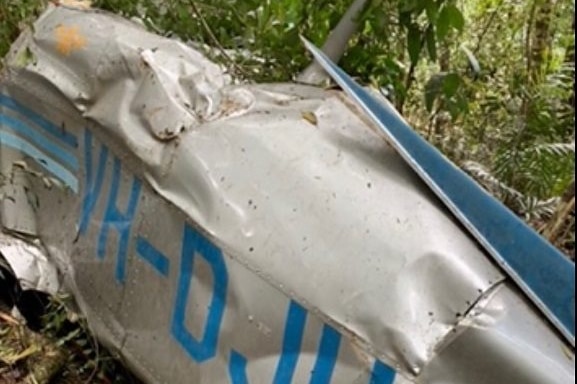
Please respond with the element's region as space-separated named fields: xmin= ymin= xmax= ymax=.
xmin=171 ymin=224 xmax=229 ymax=363
xmin=273 ymin=301 xmax=308 ymax=384
xmin=369 ymin=359 xmax=396 ymax=384
xmin=310 ymin=324 xmax=341 ymax=384
xmin=78 ymin=130 xmax=108 ymax=235
xmin=229 ymin=350 xmax=249 ymax=384
xmin=230 ymin=301 xmax=343 ymax=384
xmin=136 ymin=236 xmax=170 ymax=277
xmin=97 ymin=157 xmax=142 ymax=283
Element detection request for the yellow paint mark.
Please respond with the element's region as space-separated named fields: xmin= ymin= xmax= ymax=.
xmin=301 ymin=111 xmax=318 ymax=126
xmin=55 ymin=24 xmax=86 ymax=56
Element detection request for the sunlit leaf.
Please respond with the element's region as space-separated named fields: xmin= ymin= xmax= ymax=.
xmin=425 ymin=0 xmax=440 ymax=21
xmin=443 ymin=72 xmax=461 ymax=97
xmin=436 ymin=5 xmax=451 ymax=39
xmin=446 ymin=4 xmax=464 ymax=32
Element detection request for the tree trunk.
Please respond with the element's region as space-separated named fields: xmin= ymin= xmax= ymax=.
xmin=522 ymin=0 xmax=557 ymax=140
xmin=566 ymin=14 xmax=575 ymax=109
xmin=527 ymin=0 xmax=557 ymax=82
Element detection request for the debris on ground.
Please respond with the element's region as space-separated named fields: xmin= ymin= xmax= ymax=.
xmin=0 ymin=295 xmax=141 ymax=383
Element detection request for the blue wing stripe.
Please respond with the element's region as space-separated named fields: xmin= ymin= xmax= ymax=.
xmin=0 ymin=131 xmax=78 ymax=192
xmin=302 ymin=38 xmax=575 ymax=346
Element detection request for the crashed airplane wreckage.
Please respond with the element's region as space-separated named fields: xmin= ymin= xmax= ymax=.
xmin=0 ymin=4 xmax=574 ymax=384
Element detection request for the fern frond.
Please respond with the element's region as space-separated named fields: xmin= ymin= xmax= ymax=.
xmin=463 ymin=160 xmax=559 ymax=220
xmin=525 ymin=142 xmax=575 ymax=158
xmin=463 ymin=160 xmax=524 ymax=201
xmin=518 ymin=196 xmax=559 ymax=220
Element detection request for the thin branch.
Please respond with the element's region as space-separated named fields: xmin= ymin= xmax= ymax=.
xmin=397 ymin=32 xmax=426 ymax=114
xmin=187 ymin=0 xmax=251 ymax=79
xmin=473 ymin=0 xmax=505 ymax=55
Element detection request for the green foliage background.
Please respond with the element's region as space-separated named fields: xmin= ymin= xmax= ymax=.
xmin=0 ymin=0 xmax=575 ymax=255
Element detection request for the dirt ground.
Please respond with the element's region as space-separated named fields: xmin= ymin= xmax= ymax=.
xmin=0 ymin=310 xmax=141 ymax=384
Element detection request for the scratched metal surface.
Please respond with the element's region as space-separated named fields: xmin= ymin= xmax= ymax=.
xmin=302 ymin=39 xmax=575 ymax=345
xmin=0 ymin=5 xmax=574 ymax=384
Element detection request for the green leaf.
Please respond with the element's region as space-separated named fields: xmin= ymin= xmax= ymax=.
xmin=399 ymin=0 xmax=419 ymax=13
xmin=425 ymin=0 xmax=440 ymax=21
xmin=436 ymin=3 xmax=464 ymax=39
xmin=425 ymin=90 xmax=437 ymax=112
xmin=424 ymin=73 xmax=445 ymax=111
xmin=443 ymin=72 xmax=461 ymax=97
xmin=412 ymin=1 xmax=428 ymax=16
xmin=446 ymin=4 xmax=465 ymax=32
xmin=399 ymin=10 xmax=412 ymax=27
xmin=407 ymin=24 xmax=422 ymax=65
xmin=436 ymin=5 xmax=451 ymax=39
xmin=425 ymin=25 xmax=437 ymax=62
xmin=453 ymin=93 xmax=469 ymax=117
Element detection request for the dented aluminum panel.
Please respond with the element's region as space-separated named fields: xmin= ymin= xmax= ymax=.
xmin=0 ymin=5 xmax=574 ymax=384
xmin=303 ymin=39 xmax=575 ymax=345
